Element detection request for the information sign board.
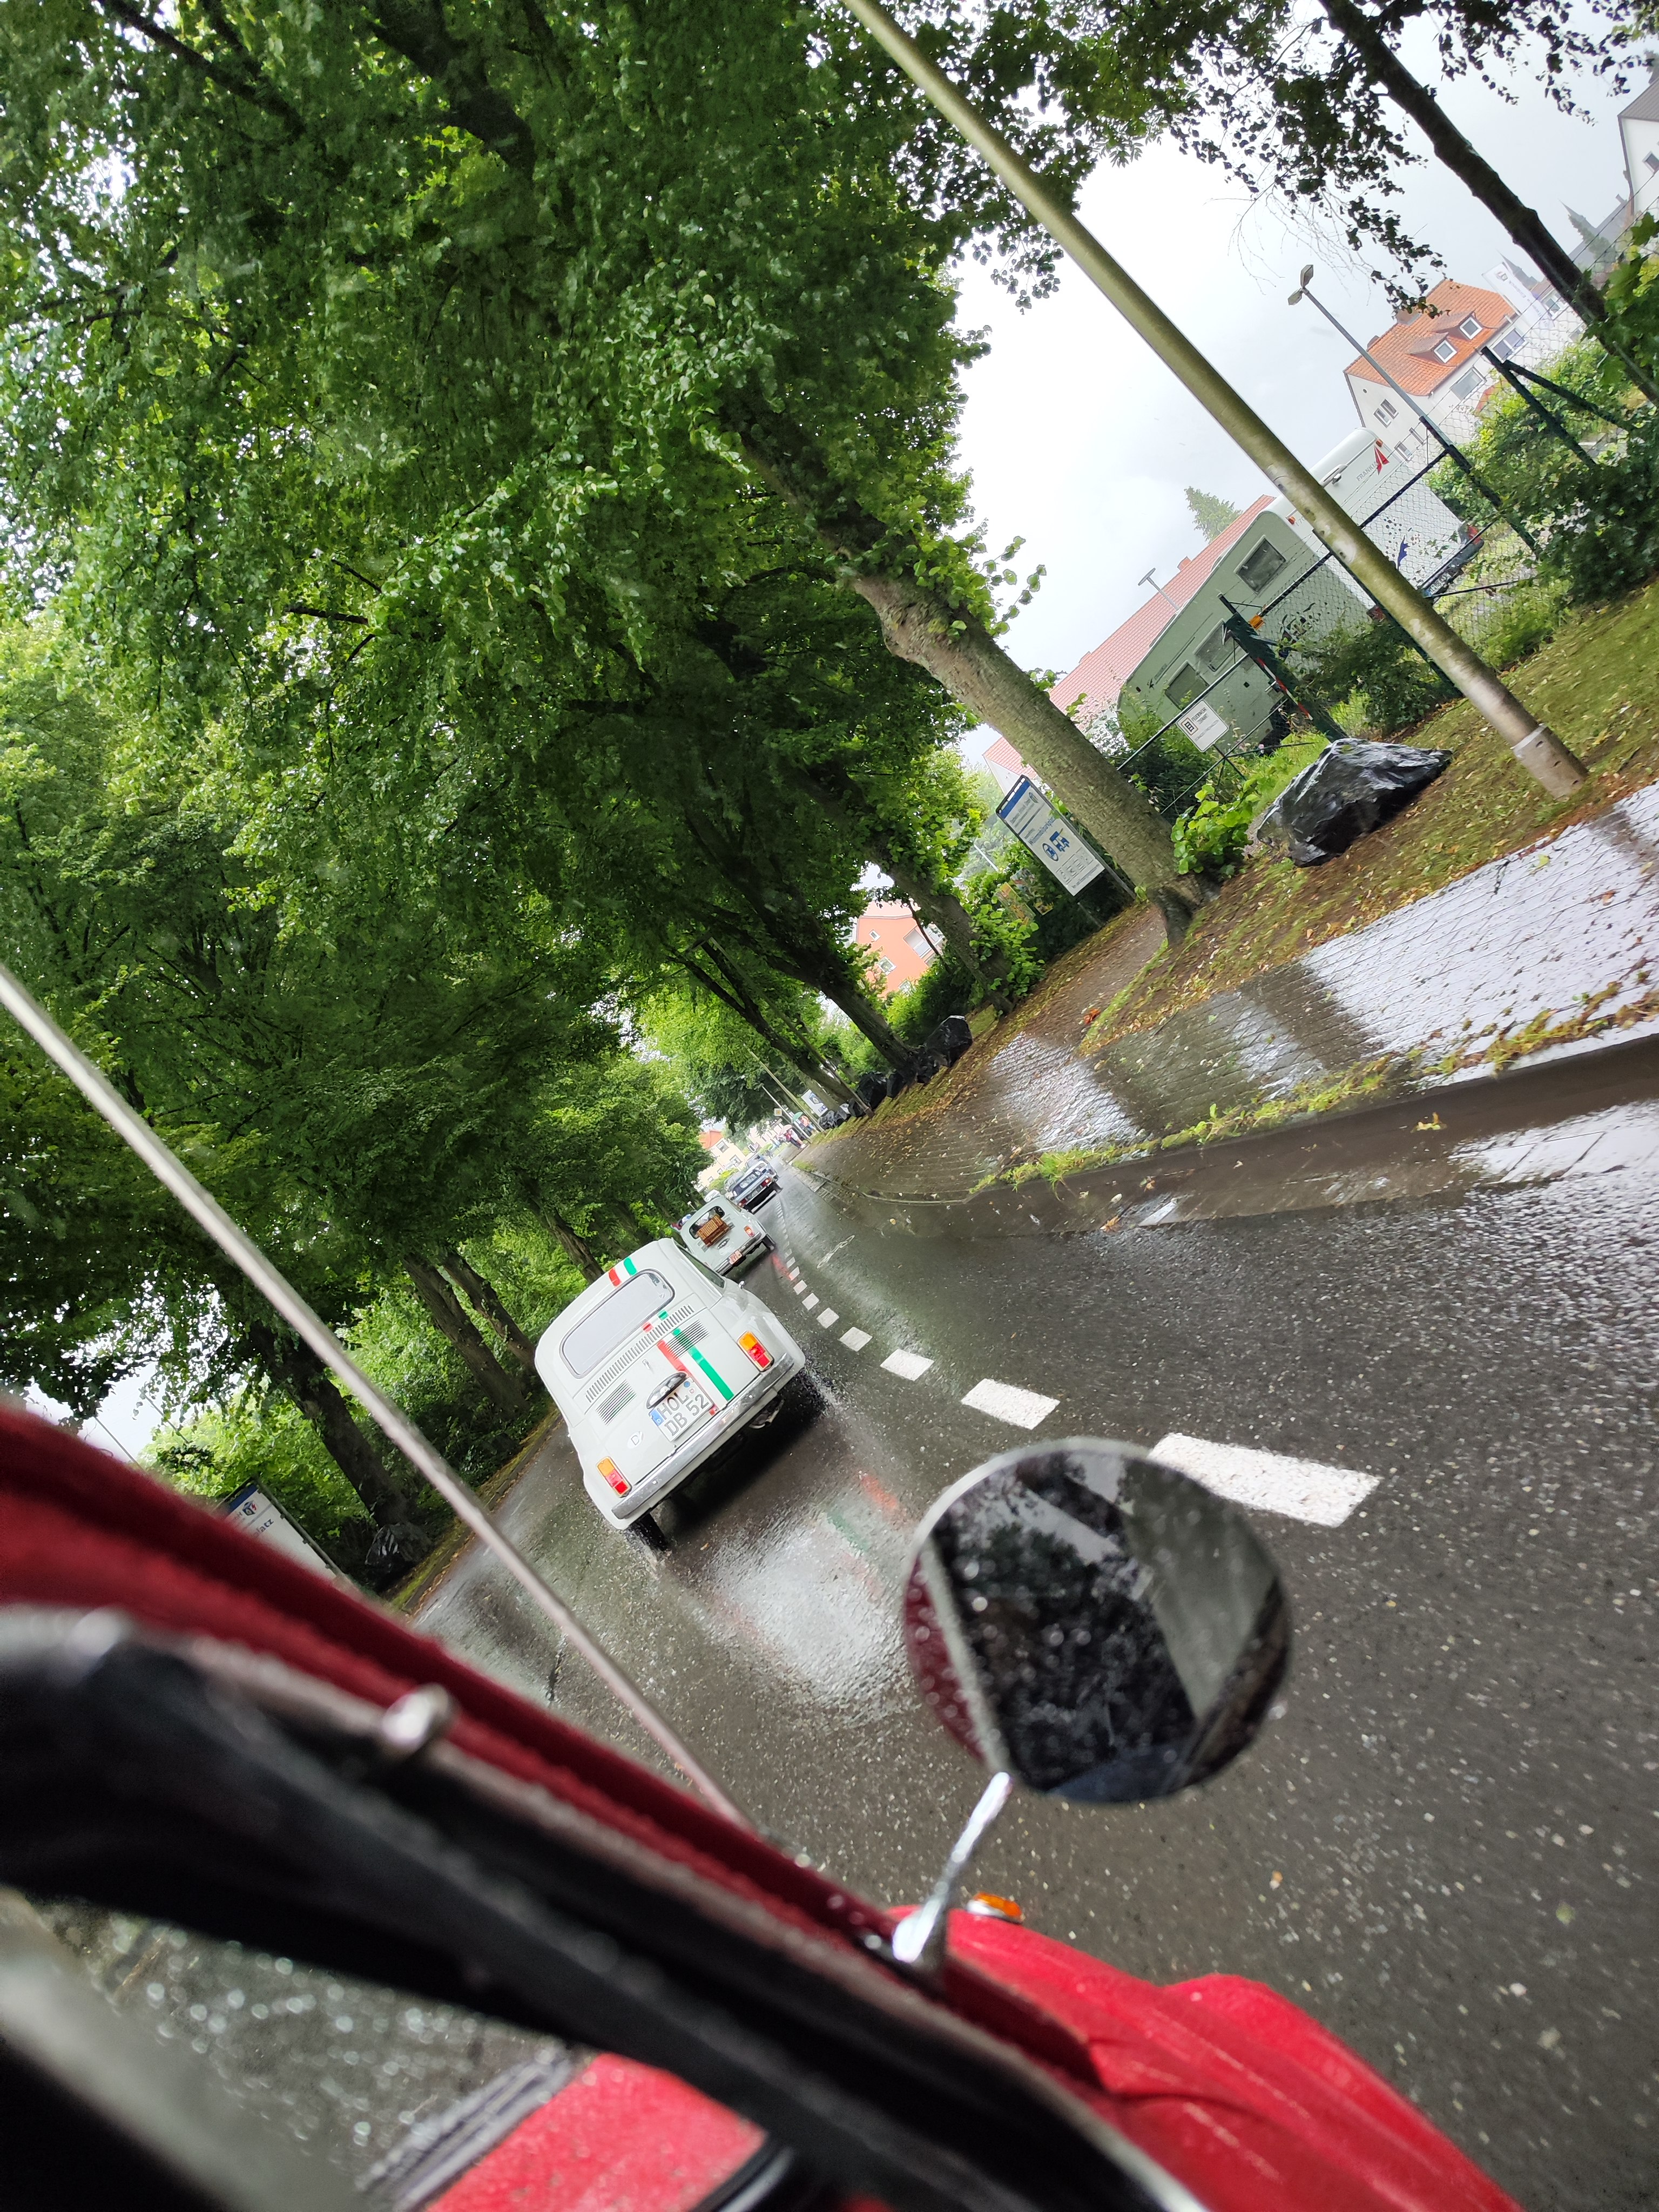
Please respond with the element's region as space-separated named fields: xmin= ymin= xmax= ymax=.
xmin=995 ymin=777 xmax=1107 ymax=895
xmin=220 ymin=1480 xmax=338 ymax=1577
xmin=1177 ymin=699 xmax=1230 ymax=752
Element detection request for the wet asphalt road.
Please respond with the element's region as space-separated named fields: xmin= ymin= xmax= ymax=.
xmin=420 ymin=1147 xmax=1659 ymax=2212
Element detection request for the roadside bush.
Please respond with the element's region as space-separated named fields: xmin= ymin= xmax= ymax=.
xmin=1461 ymin=576 xmax=1569 ymax=669
xmin=1290 ymin=615 xmax=1454 ymax=736
xmin=885 ymin=950 xmax=976 ymax=1046
xmin=1121 ymin=727 xmax=1212 ymax=820
xmin=1171 ymin=733 xmax=1324 ymax=876
xmin=1433 ymin=338 xmax=1659 ymax=605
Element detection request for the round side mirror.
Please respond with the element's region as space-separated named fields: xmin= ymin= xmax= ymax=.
xmin=903 ymin=1440 xmax=1289 ymax=1804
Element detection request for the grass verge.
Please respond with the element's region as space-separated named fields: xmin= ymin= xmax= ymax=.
xmin=386 ymin=1405 xmax=563 ymax=1614
xmin=1083 ymin=574 xmax=1659 ymax=1057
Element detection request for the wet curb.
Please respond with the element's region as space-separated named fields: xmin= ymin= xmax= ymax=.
xmin=792 ymin=1030 xmax=1659 ymax=1240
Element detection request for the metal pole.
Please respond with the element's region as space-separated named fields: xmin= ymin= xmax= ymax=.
xmin=1290 ymin=280 xmax=1542 ymax=556
xmin=0 ymin=961 xmax=750 ymax=1830
xmin=838 ymin=0 xmax=1586 ymax=798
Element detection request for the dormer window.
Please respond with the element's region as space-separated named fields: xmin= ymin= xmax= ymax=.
xmin=1433 ymin=339 xmax=1456 ymax=362
xmin=1459 ymin=316 xmax=1482 ymax=339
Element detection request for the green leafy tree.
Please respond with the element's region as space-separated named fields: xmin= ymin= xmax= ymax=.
xmin=0 ymin=0 xmax=1191 ymax=921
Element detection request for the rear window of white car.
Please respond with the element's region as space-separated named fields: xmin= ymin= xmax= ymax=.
xmin=560 ymin=1270 xmax=677 ymax=1376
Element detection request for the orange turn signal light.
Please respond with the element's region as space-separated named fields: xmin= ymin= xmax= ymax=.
xmin=738 ymin=1332 xmax=772 ymax=1369
xmin=597 ymin=1457 xmax=630 ymax=1496
xmin=966 ymin=1892 xmax=1024 ymax=1924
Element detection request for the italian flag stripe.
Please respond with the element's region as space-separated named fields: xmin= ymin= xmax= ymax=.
xmin=622 ymin=1255 xmax=638 ymax=1278
xmin=676 ymin=1334 xmax=733 ymax=1402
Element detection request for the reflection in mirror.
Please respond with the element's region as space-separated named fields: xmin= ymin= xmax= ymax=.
xmin=903 ymin=1440 xmax=1289 ymax=1804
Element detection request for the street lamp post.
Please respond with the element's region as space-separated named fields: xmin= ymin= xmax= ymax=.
xmin=1138 ymin=567 xmax=1180 ymax=611
xmin=838 ymin=0 xmax=1585 ymax=797
xmin=1286 ymin=268 xmax=1541 ymax=556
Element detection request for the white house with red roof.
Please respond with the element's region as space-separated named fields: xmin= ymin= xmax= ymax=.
xmin=1343 ymin=276 xmax=1580 ymax=457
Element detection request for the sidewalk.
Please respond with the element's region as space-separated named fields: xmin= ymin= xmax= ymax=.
xmin=804 ymin=781 xmax=1659 ymax=1206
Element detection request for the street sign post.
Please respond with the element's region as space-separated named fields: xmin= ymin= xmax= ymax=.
xmin=996 ymin=777 xmax=1108 ymax=895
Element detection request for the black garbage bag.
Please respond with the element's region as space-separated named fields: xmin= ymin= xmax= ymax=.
xmin=854 ymin=1071 xmax=888 ymax=1112
xmin=923 ymin=1014 xmax=973 ymax=1067
xmin=1257 ymin=739 xmax=1452 ymax=866
xmin=364 ymin=1521 xmax=431 ymax=1589
xmin=883 ymin=1063 xmax=916 ymax=1101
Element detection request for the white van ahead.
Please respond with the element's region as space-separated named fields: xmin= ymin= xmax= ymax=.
xmin=535 ymin=1240 xmax=804 ymax=1536
xmin=676 ymin=1196 xmax=771 ymax=1276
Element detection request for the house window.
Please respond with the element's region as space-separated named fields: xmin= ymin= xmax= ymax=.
xmin=1375 ymin=397 xmax=1398 ymax=424
xmin=1433 ymin=339 xmax=1456 ymax=363
xmin=1459 ymin=316 xmax=1482 ymax=339
xmin=876 ymin=956 xmax=895 ymax=976
xmin=1236 ymin=538 xmax=1289 ymax=594
xmin=903 ymin=928 xmax=932 ymax=960
xmin=1645 ymin=151 xmax=1659 ymax=173
xmin=1451 ymin=365 xmax=1485 ymax=400
xmin=1395 ymin=443 xmax=1412 ymax=463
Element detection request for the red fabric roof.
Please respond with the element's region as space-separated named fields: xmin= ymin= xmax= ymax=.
xmin=1344 ymin=280 xmax=1514 ymax=398
xmin=1044 ymin=496 xmax=1275 ymax=729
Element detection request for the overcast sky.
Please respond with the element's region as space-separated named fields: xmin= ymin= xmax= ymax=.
xmin=952 ymin=38 xmax=1641 ymax=699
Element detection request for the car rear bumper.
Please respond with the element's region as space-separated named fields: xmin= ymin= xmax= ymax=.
xmin=596 ymin=1350 xmax=802 ymax=1527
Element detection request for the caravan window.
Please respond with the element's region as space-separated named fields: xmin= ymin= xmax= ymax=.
xmin=1196 ymin=622 xmax=1233 ymax=670
xmin=1164 ymin=663 xmax=1207 ymax=711
xmin=1236 ymin=539 xmax=1287 ymax=594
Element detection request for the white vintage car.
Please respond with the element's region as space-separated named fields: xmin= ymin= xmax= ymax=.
xmin=535 ymin=1239 xmax=805 ymax=1536
xmin=676 ymin=1196 xmax=771 ymax=1276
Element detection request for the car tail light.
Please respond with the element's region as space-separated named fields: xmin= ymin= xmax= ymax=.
xmin=738 ymin=1332 xmax=772 ymax=1370
xmin=597 ymin=1458 xmax=630 ymax=1496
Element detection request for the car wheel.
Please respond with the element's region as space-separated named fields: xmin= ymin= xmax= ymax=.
xmin=629 ymin=1509 xmax=670 ymax=1553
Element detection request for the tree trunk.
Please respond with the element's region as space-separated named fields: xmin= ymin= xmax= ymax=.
xmin=675 ymin=942 xmax=861 ymax=1111
xmin=244 ymin=1321 xmax=416 ymax=1530
xmin=1320 ymin=0 xmax=1659 ymax=406
xmin=534 ymin=1205 xmax=605 ymax=1283
xmin=725 ymin=405 xmax=1189 ymax=904
xmin=806 ymin=961 xmax=918 ymax=1071
xmin=404 ymin=1254 xmax=529 ymax=1417
xmin=879 ymin=848 xmax=1013 ymax=1010
xmin=804 ymin=766 xmax=1015 ymax=1012
xmin=442 ymin=1249 xmax=539 ymax=1370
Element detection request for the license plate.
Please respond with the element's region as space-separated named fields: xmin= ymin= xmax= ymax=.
xmin=650 ymin=1385 xmax=707 ymax=1442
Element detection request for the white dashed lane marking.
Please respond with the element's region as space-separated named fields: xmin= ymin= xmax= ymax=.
xmin=881 ymin=1350 xmax=933 ymax=1381
xmin=792 ymin=1283 xmax=808 ymax=1296
xmin=802 ymin=1293 xmax=819 ymax=1310
xmin=817 ymin=1309 xmax=839 ymax=1329
xmin=961 ymin=1378 xmax=1058 ymax=1430
xmin=840 ymin=1328 xmax=871 ymax=1351
xmin=1151 ymin=1433 xmax=1379 ymax=1527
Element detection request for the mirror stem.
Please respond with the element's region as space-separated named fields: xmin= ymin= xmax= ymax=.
xmin=890 ymin=1770 xmax=1013 ymax=1977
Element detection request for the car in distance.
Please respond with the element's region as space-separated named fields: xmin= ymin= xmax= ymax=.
xmin=729 ymin=1157 xmax=779 ymax=1208
xmin=535 ymin=1241 xmax=804 ymax=1537
xmin=677 ymin=1196 xmax=771 ymax=1276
